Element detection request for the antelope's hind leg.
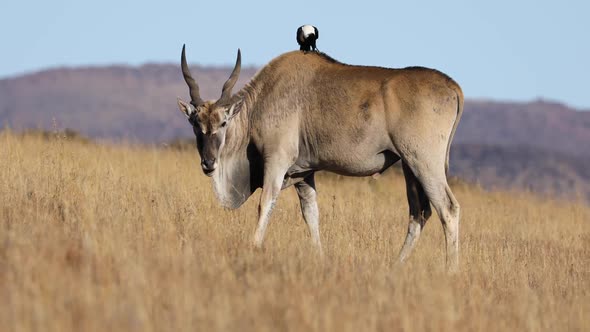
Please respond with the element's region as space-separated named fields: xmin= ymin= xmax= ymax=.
xmin=405 ymin=158 xmax=461 ymax=272
xmin=396 ymin=162 xmax=432 ymax=264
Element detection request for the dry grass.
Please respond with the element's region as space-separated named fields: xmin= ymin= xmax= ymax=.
xmin=0 ymin=131 xmax=589 ymax=332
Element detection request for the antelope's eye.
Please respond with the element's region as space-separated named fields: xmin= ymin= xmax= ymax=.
xmin=221 ymin=121 xmax=227 ymax=128
xmin=188 ymin=114 xmax=197 ymax=125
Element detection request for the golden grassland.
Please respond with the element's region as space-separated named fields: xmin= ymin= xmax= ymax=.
xmin=0 ymin=131 xmax=589 ymax=332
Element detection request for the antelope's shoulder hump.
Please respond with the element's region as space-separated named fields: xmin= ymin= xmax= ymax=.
xmin=266 ymin=51 xmax=343 ymax=69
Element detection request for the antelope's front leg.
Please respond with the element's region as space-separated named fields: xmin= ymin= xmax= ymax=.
xmin=294 ymin=173 xmax=322 ymax=254
xmin=253 ymin=160 xmax=289 ymax=248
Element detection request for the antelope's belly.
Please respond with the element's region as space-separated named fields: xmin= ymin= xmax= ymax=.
xmin=303 ymin=150 xmax=400 ymax=177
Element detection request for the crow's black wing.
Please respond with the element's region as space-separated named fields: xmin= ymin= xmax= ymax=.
xmin=296 ymin=26 xmax=304 ymax=44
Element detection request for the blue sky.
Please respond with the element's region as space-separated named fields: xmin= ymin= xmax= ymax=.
xmin=2 ymin=0 xmax=589 ymax=109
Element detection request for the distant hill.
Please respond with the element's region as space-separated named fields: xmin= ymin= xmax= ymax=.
xmin=0 ymin=64 xmax=258 ymax=143
xmin=450 ymin=144 xmax=590 ymax=200
xmin=455 ymin=99 xmax=590 ymax=157
xmin=1 ymin=63 xmax=589 ymax=200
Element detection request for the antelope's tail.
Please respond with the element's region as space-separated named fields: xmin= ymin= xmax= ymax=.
xmin=445 ymin=85 xmax=464 ymax=177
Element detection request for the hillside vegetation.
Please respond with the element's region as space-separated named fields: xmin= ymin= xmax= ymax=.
xmin=1 ymin=131 xmax=589 ymax=331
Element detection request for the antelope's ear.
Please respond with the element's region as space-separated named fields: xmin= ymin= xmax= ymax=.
xmin=226 ymin=99 xmax=243 ymax=120
xmin=177 ymin=98 xmax=195 ymax=118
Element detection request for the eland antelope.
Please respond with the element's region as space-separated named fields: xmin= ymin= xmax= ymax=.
xmin=176 ymin=45 xmax=464 ymax=271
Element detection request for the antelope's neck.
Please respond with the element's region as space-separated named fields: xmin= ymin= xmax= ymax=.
xmin=211 ymin=99 xmax=258 ymax=209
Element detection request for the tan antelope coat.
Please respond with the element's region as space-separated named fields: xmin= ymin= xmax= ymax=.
xmin=177 ymin=48 xmax=464 ymax=271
